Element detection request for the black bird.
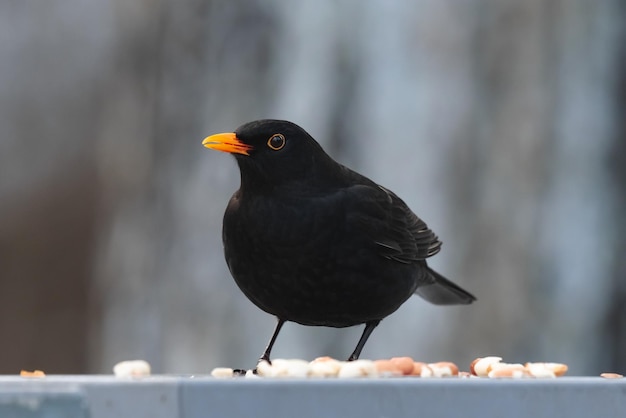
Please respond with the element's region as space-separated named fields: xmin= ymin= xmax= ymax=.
xmin=202 ymin=119 xmax=475 ymax=363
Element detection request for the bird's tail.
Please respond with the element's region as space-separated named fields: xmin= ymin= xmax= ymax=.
xmin=414 ymin=268 xmax=476 ymax=305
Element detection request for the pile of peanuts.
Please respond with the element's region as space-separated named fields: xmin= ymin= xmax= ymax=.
xmin=15 ymin=357 xmax=625 ymax=379
xmin=210 ymin=356 xmax=577 ymax=379
xmin=469 ymin=356 xmax=567 ymax=378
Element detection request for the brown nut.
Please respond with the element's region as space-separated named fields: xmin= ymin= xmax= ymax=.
xmin=600 ymin=372 xmax=623 ymax=379
xmin=390 ymin=357 xmax=415 ymax=375
xmin=550 ymin=363 xmax=568 ymax=377
xmin=312 ymin=356 xmax=334 ymax=362
xmin=411 ymin=362 xmax=433 ymax=377
xmin=20 ymin=370 xmax=45 ymax=378
xmin=470 ymin=357 xmax=502 ymax=377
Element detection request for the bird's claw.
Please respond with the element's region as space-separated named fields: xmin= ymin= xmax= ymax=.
xmin=232 ymin=369 xmax=247 ymax=376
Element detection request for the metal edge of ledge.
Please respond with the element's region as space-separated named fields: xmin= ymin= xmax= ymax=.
xmin=0 ymin=376 xmax=625 ymax=418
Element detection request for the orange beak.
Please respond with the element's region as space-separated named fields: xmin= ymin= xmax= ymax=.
xmin=202 ymin=132 xmax=252 ymax=156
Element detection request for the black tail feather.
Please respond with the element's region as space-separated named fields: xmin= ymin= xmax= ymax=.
xmin=415 ymin=268 xmax=476 ymax=305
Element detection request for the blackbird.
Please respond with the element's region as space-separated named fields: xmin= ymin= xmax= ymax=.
xmin=202 ymin=119 xmax=475 ymax=363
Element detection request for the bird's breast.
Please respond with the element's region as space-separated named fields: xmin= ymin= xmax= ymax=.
xmin=223 ymin=192 xmax=339 ymax=267
xmin=220 ymin=191 xmax=418 ymax=326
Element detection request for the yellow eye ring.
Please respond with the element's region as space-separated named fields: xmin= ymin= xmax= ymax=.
xmin=267 ymin=134 xmax=286 ymax=151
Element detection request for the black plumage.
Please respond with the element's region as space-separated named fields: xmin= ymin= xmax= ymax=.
xmin=202 ymin=119 xmax=475 ymax=362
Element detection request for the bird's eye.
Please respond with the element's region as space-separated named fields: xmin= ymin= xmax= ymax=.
xmin=267 ymin=134 xmax=286 ymax=151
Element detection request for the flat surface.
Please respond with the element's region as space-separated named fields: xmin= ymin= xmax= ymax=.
xmin=0 ymin=383 xmax=88 ymax=418
xmin=0 ymin=376 xmax=625 ymax=418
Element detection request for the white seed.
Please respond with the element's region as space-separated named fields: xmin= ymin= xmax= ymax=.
xmin=273 ymin=359 xmax=310 ymax=378
xmin=488 ymin=362 xmax=525 ymax=373
xmin=257 ymin=359 xmax=310 ymax=378
xmin=308 ymin=357 xmax=343 ymax=377
xmin=525 ymin=364 xmax=556 ymax=378
xmin=488 ymin=368 xmax=531 ymax=378
xmin=428 ymin=362 xmax=459 ymax=377
xmin=338 ymin=360 xmax=378 ymax=378
xmin=210 ymin=367 xmax=234 ymax=379
xmin=525 ymin=362 xmax=568 ymax=377
xmin=255 ymin=360 xmax=275 ymax=377
xmin=113 ymin=360 xmax=151 ymax=377
xmin=413 ymin=363 xmax=434 ymax=377
xmin=471 ymin=357 xmax=502 ymax=377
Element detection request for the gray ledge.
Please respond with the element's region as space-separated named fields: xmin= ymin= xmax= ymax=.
xmin=1 ymin=376 xmax=625 ymax=418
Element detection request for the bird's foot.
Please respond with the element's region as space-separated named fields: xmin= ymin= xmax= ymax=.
xmin=258 ymin=354 xmax=272 ymax=365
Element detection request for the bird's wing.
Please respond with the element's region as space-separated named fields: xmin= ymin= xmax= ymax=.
xmin=343 ymin=184 xmax=442 ymax=263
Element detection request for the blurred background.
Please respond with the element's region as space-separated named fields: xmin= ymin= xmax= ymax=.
xmin=0 ymin=0 xmax=624 ymax=375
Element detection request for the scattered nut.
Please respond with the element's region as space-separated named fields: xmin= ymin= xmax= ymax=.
xmin=523 ymin=362 xmax=568 ymax=378
xmin=488 ymin=367 xmax=532 ymax=378
xmin=338 ymin=360 xmax=378 ymax=378
xmin=211 ymin=356 xmax=572 ymax=379
xmin=486 ymin=362 xmax=531 ymax=378
xmin=429 ymin=362 xmax=459 ymax=377
xmin=210 ymin=367 xmax=234 ymax=378
xmin=374 ymin=360 xmax=403 ymax=376
xmin=113 ymin=360 xmax=151 ymax=377
xmin=255 ymin=360 xmax=274 ymax=377
xmin=20 ymin=370 xmax=45 ymax=378
xmin=309 ymin=357 xmax=343 ymax=378
xmin=469 ymin=358 xmax=570 ymax=379
xmin=470 ymin=357 xmax=502 ymax=377
xmin=524 ymin=363 xmax=555 ymax=378
xmin=488 ymin=363 xmax=525 ymax=374
xmin=276 ymin=359 xmax=310 ymax=377
xmin=257 ymin=359 xmax=310 ymax=378
xmin=600 ymin=372 xmax=623 ymax=379
xmin=411 ymin=362 xmax=433 ymax=377
xmin=525 ymin=362 xmax=568 ymax=377
xmin=390 ymin=357 xmax=415 ymax=375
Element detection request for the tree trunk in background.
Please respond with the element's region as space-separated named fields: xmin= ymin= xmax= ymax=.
xmin=0 ymin=1 xmax=108 ymax=373
xmin=0 ymin=168 xmax=97 ymax=373
xmin=0 ymin=0 xmax=624 ymax=375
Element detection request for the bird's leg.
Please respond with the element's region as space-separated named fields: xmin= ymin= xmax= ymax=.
xmin=259 ymin=318 xmax=286 ymax=365
xmin=348 ymin=320 xmax=381 ymax=361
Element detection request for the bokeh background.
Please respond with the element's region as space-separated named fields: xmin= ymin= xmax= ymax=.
xmin=1 ymin=0 xmax=624 ymax=375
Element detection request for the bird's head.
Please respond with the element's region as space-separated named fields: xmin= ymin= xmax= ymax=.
xmin=203 ymin=119 xmax=338 ymax=190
